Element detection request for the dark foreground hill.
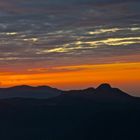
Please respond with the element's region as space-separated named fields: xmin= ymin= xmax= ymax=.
xmin=0 ymin=84 xmax=140 ymax=140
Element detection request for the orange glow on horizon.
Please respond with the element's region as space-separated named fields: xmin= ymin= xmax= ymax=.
xmin=0 ymin=62 xmax=140 ymax=95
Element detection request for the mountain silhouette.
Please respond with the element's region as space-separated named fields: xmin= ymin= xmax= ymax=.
xmin=0 ymin=83 xmax=139 ymax=140
xmin=0 ymin=85 xmax=62 ymax=99
xmin=0 ymin=83 xmax=132 ymax=101
xmin=95 ymin=83 xmax=132 ymax=101
xmin=47 ymin=83 xmax=133 ymax=106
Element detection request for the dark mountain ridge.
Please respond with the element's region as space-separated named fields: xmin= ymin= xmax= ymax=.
xmin=0 ymin=83 xmax=139 ymax=140
xmin=0 ymin=83 xmax=135 ymax=100
xmin=0 ymin=85 xmax=62 ymax=99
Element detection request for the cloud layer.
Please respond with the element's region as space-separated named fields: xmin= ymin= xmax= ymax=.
xmin=0 ymin=0 xmax=140 ymax=70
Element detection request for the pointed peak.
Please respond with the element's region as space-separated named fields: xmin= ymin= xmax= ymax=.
xmin=96 ymin=83 xmax=112 ymax=90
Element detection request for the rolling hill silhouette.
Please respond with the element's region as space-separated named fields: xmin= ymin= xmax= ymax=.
xmin=0 ymin=85 xmax=62 ymax=99
xmin=0 ymin=84 xmax=139 ymax=140
xmin=0 ymin=83 xmax=133 ymax=100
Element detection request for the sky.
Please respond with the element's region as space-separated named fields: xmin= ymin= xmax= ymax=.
xmin=0 ymin=0 xmax=140 ymax=96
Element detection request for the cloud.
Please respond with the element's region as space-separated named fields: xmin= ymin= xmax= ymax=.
xmin=0 ymin=0 xmax=139 ymax=70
